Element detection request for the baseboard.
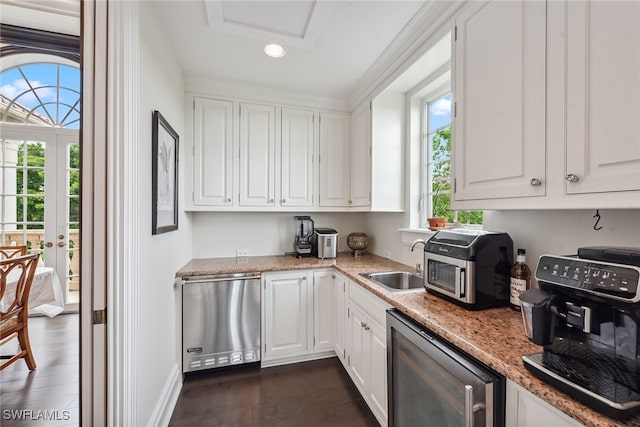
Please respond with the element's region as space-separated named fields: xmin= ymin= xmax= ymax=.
xmin=260 ymin=351 xmax=336 ymax=368
xmin=147 ymin=364 xmax=182 ymax=427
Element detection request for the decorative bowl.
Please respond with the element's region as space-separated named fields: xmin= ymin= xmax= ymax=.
xmin=347 ymin=232 xmax=369 ymax=256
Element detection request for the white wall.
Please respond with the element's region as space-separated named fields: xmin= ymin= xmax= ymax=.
xmin=483 ymin=210 xmax=640 ymax=279
xmin=137 ymin=3 xmax=191 ymax=425
xmin=363 ymin=209 xmax=640 ymax=279
xmin=192 ymin=212 xmax=367 ymax=258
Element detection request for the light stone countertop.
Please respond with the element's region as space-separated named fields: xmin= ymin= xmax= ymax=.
xmin=176 ymin=253 xmax=639 ymax=427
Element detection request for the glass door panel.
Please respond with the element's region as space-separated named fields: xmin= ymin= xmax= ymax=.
xmin=392 ymin=330 xmax=466 ymax=426
xmin=0 ymin=127 xmax=80 ymax=311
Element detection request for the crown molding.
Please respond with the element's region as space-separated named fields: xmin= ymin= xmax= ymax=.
xmin=348 ymin=0 xmax=467 ymax=111
xmin=184 ymin=72 xmax=350 ymax=112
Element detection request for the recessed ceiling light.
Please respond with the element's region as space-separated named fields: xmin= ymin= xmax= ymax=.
xmin=264 ymin=43 xmax=286 ymax=58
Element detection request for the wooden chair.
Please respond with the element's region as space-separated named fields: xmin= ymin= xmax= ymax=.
xmin=0 ymin=245 xmax=28 ymax=260
xmin=0 ymin=253 xmax=40 ymax=370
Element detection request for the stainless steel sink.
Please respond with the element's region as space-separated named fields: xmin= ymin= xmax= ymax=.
xmin=360 ymin=271 xmax=424 ymax=292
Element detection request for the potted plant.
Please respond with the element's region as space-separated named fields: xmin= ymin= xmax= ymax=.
xmin=428 ymin=176 xmax=449 ymax=229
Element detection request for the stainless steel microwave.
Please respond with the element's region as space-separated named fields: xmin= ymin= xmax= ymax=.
xmin=423 ymin=229 xmax=513 ymax=310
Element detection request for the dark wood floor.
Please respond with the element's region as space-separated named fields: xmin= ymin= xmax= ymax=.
xmin=170 ymin=358 xmax=379 ymax=427
xmin=0 ymin=313 xmax=80 ymax=426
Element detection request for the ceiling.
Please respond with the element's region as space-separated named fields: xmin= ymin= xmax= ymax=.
xmin=153 ymin=0 xmax=427 ymax=101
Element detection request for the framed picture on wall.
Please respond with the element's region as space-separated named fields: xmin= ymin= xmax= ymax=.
xmin=152 ymin=110 xmax=179 ymax=234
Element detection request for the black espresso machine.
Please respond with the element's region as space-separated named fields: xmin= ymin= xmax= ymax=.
xmin=520 ymin=246 xmax=640 ymax=420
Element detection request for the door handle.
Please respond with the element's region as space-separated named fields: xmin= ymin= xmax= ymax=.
xmin=464 ymin=384 xmax=485 ymax=427
xmin=45 ymin=242 xmax=53 ymax=248
xmin=465 ymin=385 xmax=473 ymax=427
xmin=57 ymin=242 xmax=66 ymax=248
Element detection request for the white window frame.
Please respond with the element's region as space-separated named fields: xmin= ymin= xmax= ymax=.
xmin=420 ymin=84 xmax=452 ymax=228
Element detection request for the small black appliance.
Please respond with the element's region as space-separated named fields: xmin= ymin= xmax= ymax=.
xmin=520 ymin=246 xmax=640 ymax=420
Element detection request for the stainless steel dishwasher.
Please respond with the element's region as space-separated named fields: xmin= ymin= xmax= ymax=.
xmin=182 ymin=272 xmax=260 ymax=373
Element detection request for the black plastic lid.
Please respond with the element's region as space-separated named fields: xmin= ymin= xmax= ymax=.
xmin=315 ymin=228 xmax=338 ymax=235
xmin=577 ymin=246 xmax=640 ymax=267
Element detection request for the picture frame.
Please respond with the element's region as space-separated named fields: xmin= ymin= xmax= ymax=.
xmin=152 ymin=110 xmax=179 ymax=234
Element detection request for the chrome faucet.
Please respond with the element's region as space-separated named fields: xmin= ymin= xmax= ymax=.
xmin=410 ymin=239 xmax=426 ymax=252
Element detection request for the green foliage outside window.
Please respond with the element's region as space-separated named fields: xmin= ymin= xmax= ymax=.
xmin=431 ymin=127 xmax=483 ymax=224
xmin=16 ymin=142 xmax=80 ymax=229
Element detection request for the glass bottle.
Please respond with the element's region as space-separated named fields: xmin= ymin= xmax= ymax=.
xmin=510 ymin=248 xmax=531 ymax=311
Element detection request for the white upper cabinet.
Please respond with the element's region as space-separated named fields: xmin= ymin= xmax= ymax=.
xmin=451 ymin=0 xmax=640 ymax=209
xmin=281 ymin=108 xmax=315 ymax=207
xmin=350 ymin=105 xmax=372 ymax=207
xmin=239 ymin=102 xmax=276 ymax=207
xmin=319 ymin=112 xmax=351 ymax=207
xmin=565 ymin=0 xmax=640 ymax=195
xmin=192 ymin=97 xmax=234 ymax=206
xmin=452 ymin=0 xmax=546 ymax=201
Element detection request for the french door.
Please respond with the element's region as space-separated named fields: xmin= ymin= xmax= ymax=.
xmin=0 ymin=124 xmax=80 ymax=311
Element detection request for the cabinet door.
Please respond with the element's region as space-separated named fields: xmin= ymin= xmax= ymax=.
xmin=319 ymin=112 xmax=351 ymax=207
xmin=263 ymin=271 xmax=309 ymax=359
xmin=239 ymin=102 xmax=276 ymax=206
xmin=312 ymin=270 xmax=335 ymax=352
xmin=368 ymin=318 xmax=388 ymax=426
xmin=453 ymin=0 xmax=546 ymax=200
xmin=347 ymin=302 xmax=369 ymax=395
xmin=505 ymin=380 xmax=583 ymax=427
xmin=193 ymin=97 xmax=233 ymax=206
xmin=281 ymin=108 xmax=315 ymax=207
xmin=565 ymin=0 xmax=640 ymax=194
xmin=350 ymin=105 xmax=371 ymax=207
xmin=334 ymin=274 xmax=348 ymax=365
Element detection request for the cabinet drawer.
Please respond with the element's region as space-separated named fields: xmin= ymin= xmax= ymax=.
xmin=348 ymin=281 xmax=391 ymax=326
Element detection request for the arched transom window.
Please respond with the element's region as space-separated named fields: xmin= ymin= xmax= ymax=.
xmin=0 ymin=62 xmax=80 ymax=129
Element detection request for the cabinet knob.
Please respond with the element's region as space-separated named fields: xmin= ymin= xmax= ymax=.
xmin=529 ymin=178 xmax=542 ymax=187
xmin=565 ymin=174 xmax=579 ymax=183
xmin=269 ymin=198 xmax=274 ymax=203
xmin=281 ymin=199 xmax=286 ymax=203
xmin=349 ymin=200 xmax=353 ymax=204
xmin=302 ymin=276 xmax=307 ymax=281
xmin=226 ymin=198 xmax=231 ymax=203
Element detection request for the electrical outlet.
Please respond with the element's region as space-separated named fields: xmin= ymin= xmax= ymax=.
xmin=383 ymin=250 xmax=391 ymax=259
xmin=236 ymin=249 xmax=249 ymax=257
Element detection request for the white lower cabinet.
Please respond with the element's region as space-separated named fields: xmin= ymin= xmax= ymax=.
xmin=506 ymin=380 xmax=583 ymax=427
xmin=312 ymin=270 xmax=335 ymax=352
xmin=346 ymin=280 xmax=391 ymax=427
xmin=261 ymin=270 xmax=335 ymax=366
xmin=334 ymin=273 xmax=348 ymax=367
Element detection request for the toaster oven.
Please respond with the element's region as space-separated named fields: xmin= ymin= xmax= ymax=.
xmin=424 ymin=229 xmax=513 ymax=309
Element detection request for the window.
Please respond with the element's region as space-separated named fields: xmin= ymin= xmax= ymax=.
xmin=1 ymin=58 xmax=81 ymax=307
xmin=422 ymin=91 xmax=482 ymax=227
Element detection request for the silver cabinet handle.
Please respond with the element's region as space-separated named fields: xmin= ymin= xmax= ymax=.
xmin=530 ymin=178 xmax=542 ymax=186
xmin=565 ymin=174 xmax=579 ymax=183
xmin=465 ymin=385 xmax=473 ymax=427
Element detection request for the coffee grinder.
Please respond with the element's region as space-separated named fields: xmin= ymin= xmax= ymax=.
xmin=293 ymin=216 xmax=314 ymax=257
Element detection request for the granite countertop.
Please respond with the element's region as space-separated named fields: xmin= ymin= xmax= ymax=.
xmin=177 ymin=253 xmax=639 ymax=427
